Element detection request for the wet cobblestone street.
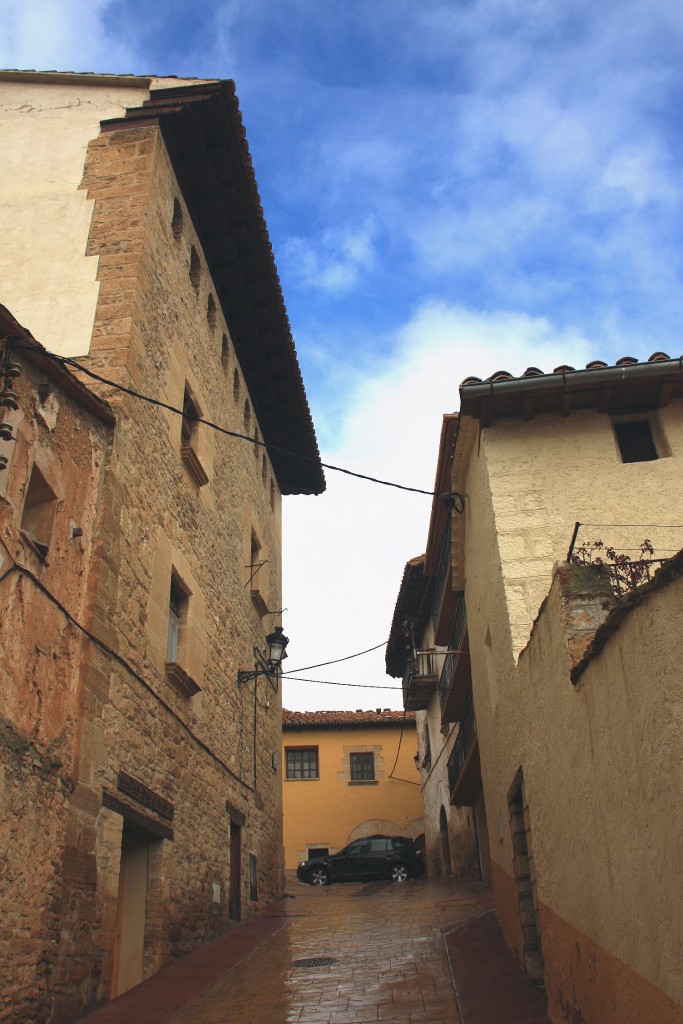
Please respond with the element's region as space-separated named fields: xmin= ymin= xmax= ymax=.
xmin=169 ymin=879 xmax=491 ymax=1024
xmin=80 ymin=877 xmax=493 ymax=1024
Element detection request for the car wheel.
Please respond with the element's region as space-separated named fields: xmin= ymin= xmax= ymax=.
xmin=309 ymin=867 xmax=330 ymax=886
xmin=389 ymin=863 xmax=409 ymax=883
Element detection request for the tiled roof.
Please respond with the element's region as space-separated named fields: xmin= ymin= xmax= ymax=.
xmin=282 ymin=709 xmax=415 ymax=729
xmin=459 ymin=352 xmax=683 ymax=424
xmin=459 ymin=351 xmax=678 ymax=387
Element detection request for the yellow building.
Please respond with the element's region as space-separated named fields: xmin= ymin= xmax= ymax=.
xmin=282 ymin=710 xmax=424 ymax=870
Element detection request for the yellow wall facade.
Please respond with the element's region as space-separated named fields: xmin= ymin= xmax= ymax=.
xmin=282 ymin=712 xmax=424 ymax=869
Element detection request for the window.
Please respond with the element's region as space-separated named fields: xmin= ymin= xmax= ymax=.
xmin=308 ymin=847 xmax=328 ymax=859
xmin=172 ymin=198 xmax=183 ymax=241
xmin=350 ymin=752 xmax=375 ymax=782
xmin=614 ymin=420 xmax=658 ymax=463
xmin=286 ymin=748 xmax=319 ymax=780
xmin=189 ymin=246 xmax=201 ymax=294
xmin=166 ymin=573 xmax=187 ymax=663
xmin=180 ymin=386 xmax=208 ymax=488
xmin=20 ymin=464 xmax=57 ymax=560
xmin=207 ymin=293 xmax=216 ymax=330
xmin=165 ymin=572 xmax=200 ymax=697
xmin=221 ymin=334 xmax=230 ymax=372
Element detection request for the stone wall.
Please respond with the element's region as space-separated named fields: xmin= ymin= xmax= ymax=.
xmin=43 ymin=121 xmax=285 ymax=1019
xmin=0 ymin=352 xmax=111 ymax=1024
xmin=1 ymin=108 xmax=290 ymax=1021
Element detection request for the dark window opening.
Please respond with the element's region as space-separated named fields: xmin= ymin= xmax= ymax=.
xmin=20 ymin=465 xmax=57 ymax=559
xmin=207 ymin=294 xmax=216 ymax=330
xmin=286 ymin=748 xmax=319 ymax=780
xmin=221 ymin=334 xmax=229 ymax=371
xmin=614 ymin=420 xmax=658 ymax=463
xmin=172 ymin=199 xmax=183 ymax=241
xmin=189 ymin=246 xmax=201 ymax=294
xmin=350 ymin=752 xmax=375 ymax=781
xmin=181 ymin=388 xmax=198 ymax=450
xmin=167 ymin=573 xmax=188 ymax=663
xmin=308 ymin=847 xmax=328 ymax=859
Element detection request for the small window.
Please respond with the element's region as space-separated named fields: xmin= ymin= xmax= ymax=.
xmin=189 ymin=246 xmax=201 ymax=294
xmin=221 ymin=334 xmax=230 ymax=371
xmin=270 ymin=479 xmax=275 ymax=511
xmin=614 ymin=420 xmax=658 ymax=463
xmin=350 ymin=752 xmax=375 ymax=781
xmin=253 ymin=427 xmax=259 ymax=460
xmin=180 ymin=386 xmax=208 ymax=488
xmin=286 ymin=748 xmax=319 ymax=780
xmin=167 ymin=573 xmax=188 ymax=662
xmin=308 ymin=847 xmax=328 ymax=859
xmin=172 ymin=199 xmax=183 ymax=241
xmin=207 ymin=294 xmax=216 ymax=330
xmin=20 ymin=465 xmax=58 ymax=559
xmin=261 ymin=455 xmax=267 ymax=483
xmin=233 ymin=369 xmax=240 ymax=402
xmin=244 ymin=400 xmax=251 ymax=430
xmin=181 ymin=387 xmax=199 ymax=450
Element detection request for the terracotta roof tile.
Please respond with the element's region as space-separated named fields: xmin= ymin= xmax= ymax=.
xmin=282 ymin=709 xmax=415 ymax=729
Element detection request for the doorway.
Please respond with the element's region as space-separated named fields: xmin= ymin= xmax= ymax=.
xmin=229 ymin=821 xmax=242 ymax=921
xmin=111 ymin=825 xmax=150 ymax=997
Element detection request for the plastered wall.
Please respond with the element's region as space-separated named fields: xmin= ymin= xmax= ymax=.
xmin=282 ymin=722 xmax=423 ymax=869
xmin=457 ymin=401 xmax=683 ymax=1023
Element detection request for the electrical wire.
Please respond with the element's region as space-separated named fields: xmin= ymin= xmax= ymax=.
xmin=8 ymin=343 xmax=462 ymax=500
xmin=282 ymin=675 xmax=401 ymax=690
xmin=0 ymin=547 xmax=255 ymax=792
xmin=282 ymin=640 xmax=388 ymax=675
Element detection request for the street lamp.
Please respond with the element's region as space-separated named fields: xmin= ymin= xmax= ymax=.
xmin=237 ymin=625 xmax=289 ymax=688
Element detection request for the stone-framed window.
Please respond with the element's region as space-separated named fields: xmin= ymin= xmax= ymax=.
xmin=285 ymin=747 xmax=319 ymax=780
xmin=165 ymin=569 xmax=199 ymax=697
xmin=350 ymin=752 xmax=375 ymax=782
xmin=339 ymin=744 xmax=382 ymax=785
xmin=180 ymin=385 xmax=208 ymax=488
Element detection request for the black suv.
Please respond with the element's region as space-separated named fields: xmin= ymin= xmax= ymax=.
xmin=297 ymin=835 xmax=424 ymax=886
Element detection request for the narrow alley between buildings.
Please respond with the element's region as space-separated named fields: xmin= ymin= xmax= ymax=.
xmin=76 ymin=877 xmax=550 ymax=1024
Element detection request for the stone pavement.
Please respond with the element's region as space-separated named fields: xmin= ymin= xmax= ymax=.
xmin=76 ymin=877 xmax=548 ymax=1024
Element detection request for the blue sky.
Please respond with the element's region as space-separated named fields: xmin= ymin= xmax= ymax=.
xmin=2 ymin=0 xmax=683 ymax=709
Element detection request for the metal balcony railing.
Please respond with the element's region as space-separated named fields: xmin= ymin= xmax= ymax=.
xmin=447 ymin=693 xmax=477 ymax=794
xmin=403 ymin=650 xmax=440 ymax=710
xmin=439 ymin=597 xmax=467 ymax=710
xmin=430 ymin=515 xmax=452 ymax=635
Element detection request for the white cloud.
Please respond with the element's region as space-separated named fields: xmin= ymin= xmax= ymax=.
xmin=283 ymin=220 xmax=377 ymax=294
xmin=282 ymin=302 xmax=595 ymax=712
xmin=0 ymin=0 xmax=139 ymax=74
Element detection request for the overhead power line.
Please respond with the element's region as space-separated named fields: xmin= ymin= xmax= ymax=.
xmin=7 ymin=343 xmax=465 ymax=501
xmin=282 ymin=675 xmax=401 ymax=690
xmin=283 ymin=640 xmax=387 ymax=674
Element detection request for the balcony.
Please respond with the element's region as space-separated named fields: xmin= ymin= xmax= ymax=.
xmin=447 ymin=694 xmax=480 ymax=807
xmin=438 ymin=596 xmax=472 ymax=724
xmin=403 ymin=650 xmax=440 ymax=711
xmin=430 ymin=517 xmax=460 ymax=645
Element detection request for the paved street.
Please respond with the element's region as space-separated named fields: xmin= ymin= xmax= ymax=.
xmin=80 ymin=880 xmax=548 ymax=1024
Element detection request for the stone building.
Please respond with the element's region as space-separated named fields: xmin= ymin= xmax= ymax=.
xmin=0 ymin=72 xmax=324 ymax=1023
xmin=386 ymin=354 xmax=683 ymax=1023
xmin=282 ymin=709 xmax=424 ymax=871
